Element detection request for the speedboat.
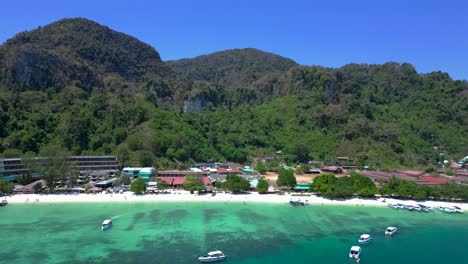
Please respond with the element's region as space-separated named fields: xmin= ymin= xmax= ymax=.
xmin=452 ymin=206 xmax=464 ymax=213
xmin=385 ymin=226 xmax=397 ymax=236
xmin=198 ymin=250 xmax=226 ymax=262
xmin=349 ymin=246 xmax=361 ymax=259
xmin=437 ymin=206 xmax=456 ymax=213
xmin=102 ymin=219 xmax=112 ymax=230
xmin=289 ymin=200 xmax=305 ymax=206
xmin=404 ymin=205 xmax=421 ymax=211
xmin=358 ymin=234 xmax=372 ymax=244
xmin=394 ymin=203 xmax=405 ymax=209
xmin=387 ymin=203 xmax=399 ymax=209
xmin=417 ymin=204 xmax=432 ymax=212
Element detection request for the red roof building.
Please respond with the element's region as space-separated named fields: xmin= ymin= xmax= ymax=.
xmin=158 ymin=177 xmax=174 ymax=185
xmin=217 ymin=167 xmax=242 ymax=174
xmin=172 ymin=177 xmax=186 ymax=186
xmin=156 ymin=170 xmax=208 ymax=177
xmin=421 ymin=176 xmax=449 ymax=185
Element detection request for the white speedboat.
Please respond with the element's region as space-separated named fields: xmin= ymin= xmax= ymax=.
xmin=452 ymin=206 xmax=463 ymax=213
xmin=417 ymin=204 xmax=432 ymax=212
xmin=385 ymin=226 xmax=397 ymax=236
xmin=358 ymin=234 xmax=372 ymax=244
xmin=102 ymin=219 xmax=112 ymax=230
xmin=437 ymin=206 xmax=456 ymax=213
xmin=198 ymin=250 xmax=226 ymax=262
xmin=349 ymin=246 xmax=361 ymax=259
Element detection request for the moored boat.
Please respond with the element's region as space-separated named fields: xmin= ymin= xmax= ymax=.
xmin=452 ymin=206 xmax=463 ymax=213
xmin=385 ymin=226 xmax=397 ymax=236
xmin=358 ymin=234 xmax=372 ymax=244
xmin=437 ymin=206 xmax=456 ymax=213
xmin=417 ymin=204 xmax=432 ymax=212
xmin=198 ymin=250 xmax=226 ymax=262
xmin=349 ymin=246 xmax=361 ymax=259
xmin=289 ymin=200 xmax=305 ymax=206
xmin=0 ymin=200 xmax=7 ymax=207
xmin=102 ymin=219 xmax=112 ymax=230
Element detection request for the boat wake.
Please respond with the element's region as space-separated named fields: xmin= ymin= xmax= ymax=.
xmin=111 ymin=215 xmax=124 ymax=220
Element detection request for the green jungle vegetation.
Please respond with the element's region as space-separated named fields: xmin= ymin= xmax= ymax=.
xmin=311 ymin=173 xmax=468 ymax=200
xmin=0 ymin=18 xmax=466 ymax=171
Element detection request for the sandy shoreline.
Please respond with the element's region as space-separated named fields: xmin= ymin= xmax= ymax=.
xmin=3 ymin=192 xmax=467 ymax=210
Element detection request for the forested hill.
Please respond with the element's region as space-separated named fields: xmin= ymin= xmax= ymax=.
xmin=0 ymin=18 xmax=466 ymax=169
xmin=168 ymin=48 xmax=297 ymax=91
xmin=0 ymin=18 xmax=169 ymax=93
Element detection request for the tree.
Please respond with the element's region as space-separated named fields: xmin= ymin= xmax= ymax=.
xmin=17 ymin=173 xmax=33 ymax=185
xmin=113 ymin=174 xmax=131 ymax=186
xmin=276 ymin=168 xmax=297 ymax=187
xmin=255 ymin=162 xmax=267 ymax=174
xmin=25 ymin=144 xmax=70 ymax=191
xmin=223 ymin=175 xmax=250 ymax=193
xmin=0 ymin=180 xmax=14 ymax=195
xmin=157 ymin=179 xmax=170 ymax=190
xmin=183 ymin=175 xmax=205 ymax=192
xmin=33 ymin=182 xmax=43 ymax=193
xmin=130 ymin=177 xmax=146 ymax=194
xmin=257 ymin=179 xmax=269 ymax=193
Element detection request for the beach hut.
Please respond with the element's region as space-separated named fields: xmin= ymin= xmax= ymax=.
xmin=23 ymin=180 xmax=46 ymax=193
xmin=90 ymin=187 xmax=102 ymax=193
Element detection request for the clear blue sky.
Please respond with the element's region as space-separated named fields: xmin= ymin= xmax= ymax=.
xmin=1 ymin=0 xmax=467 ymax=80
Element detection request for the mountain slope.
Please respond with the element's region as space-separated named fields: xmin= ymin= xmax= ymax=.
xmin=0 ymin=18 xmax=168 ymax=92
xmin=168 ymin=48 xmax=297 ymax=88
xmin=0 ymin=18 xmax=466 ymax=169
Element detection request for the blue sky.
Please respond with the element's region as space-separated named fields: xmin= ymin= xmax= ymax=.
xmin=1 ymin=0 xmax=467 ymax=80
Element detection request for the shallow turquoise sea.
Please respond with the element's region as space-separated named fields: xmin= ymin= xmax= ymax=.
xmin=0 ymin=201 xmax=467 ymax=264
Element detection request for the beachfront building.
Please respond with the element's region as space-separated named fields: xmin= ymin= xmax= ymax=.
xmin=158 ymin=176 xmax=213 ymax=191
xmin=67 ymin=156 xmax=119 ymax=176
xmin=122 ymin=167 xmax=155 ymax=181
xmin=1 ymin=156 xmax=119 ymax=182
xmin=156 ymin=170 xmax=208 ymax=177
xmin=294 ymin=181 xmax=313 ymax=192
xmin=0 ymin=158 xmax=31 ymax=182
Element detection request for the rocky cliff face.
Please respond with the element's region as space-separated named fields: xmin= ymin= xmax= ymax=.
xmin=0 ymin=18 xmax=168 ymax=92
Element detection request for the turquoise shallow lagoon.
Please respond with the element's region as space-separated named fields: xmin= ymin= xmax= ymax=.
xmin=0 ymin=202 xmax=467 ymax=264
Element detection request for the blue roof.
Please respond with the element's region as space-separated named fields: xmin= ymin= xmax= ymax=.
xmin=250 ymin=179 xmax=259 ymax=188
xmin=2 ymin=175 xmax=16 ymax=181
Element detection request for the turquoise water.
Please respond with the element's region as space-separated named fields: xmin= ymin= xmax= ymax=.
xmin=0 ymin=202 xmax=467 ymax=264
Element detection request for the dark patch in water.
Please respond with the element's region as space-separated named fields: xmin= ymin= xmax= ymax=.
xmin=149 ymin=209 xmax=160 ymax=222
xmin=203 ymin=208 xmax=219 ymax=222
xmin=0 ymin=251 xmax=18 ymax=262
xmin=237 ymin=208 xmax=271 ymax=224
xmin=133 ymin=212 xmax=145 ymax=221
xmin=27 ymin=251 xmax=49 ymax=260
xmin=166 ymin=209 xmax=188 ymax=219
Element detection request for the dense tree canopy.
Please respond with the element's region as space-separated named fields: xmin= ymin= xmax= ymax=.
xmin=0 ymin=180 xmax=14 ymax=195
xmin=130 ymin=177 xmax=146 ymax=194
xmin=182 ymin=175 xmax=205 ymax=192
xmin=0 ymin=18 xmax=466 ymax=173
xmin=311 ymin=173 xmax=378 ymax=198
xmin=257 ymin=179 xmax=269 ymax=193
xmin=276 ymin=168 xmax=297 ymax=187
xmin=222 ymin=175 xmax=250 ymax=193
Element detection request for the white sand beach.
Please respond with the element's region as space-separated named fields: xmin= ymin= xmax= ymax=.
xmin=3 ymin=191 xmax=468 ymax=210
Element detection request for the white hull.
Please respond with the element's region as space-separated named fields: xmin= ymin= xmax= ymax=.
xmin=198 ymin=256 xmax=226 ymax=262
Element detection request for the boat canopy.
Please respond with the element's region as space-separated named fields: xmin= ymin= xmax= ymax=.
xmin=102 ymin=219 xmax=112 ymax=225
xmin=360 ymin=234 xmax=371 ymax=239
xmin=208 ymin=251 xmax=223 ymax=255
xmin=350 ymin=246 xmax=361 ymax=251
